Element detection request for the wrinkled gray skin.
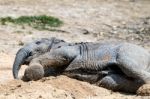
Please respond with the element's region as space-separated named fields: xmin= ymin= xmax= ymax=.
xmin=13 ymin=38 xmax=150 ymax=93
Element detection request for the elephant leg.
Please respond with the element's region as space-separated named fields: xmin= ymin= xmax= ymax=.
xmin=22 ymin=51 xmax=69 ymax=81
xmin=116 ymin=44 xmax=150 ymax=83
xmin=63 ymin=72 xmax=101 ymax=83
xmin=97 ymin=74 xmax=143 ymax=93
xmin=116 ymin=52 xmax=150 ymax=95
xmin=22 ymin=54 xmax=52 ymax=81
xmin=116 ymin=54 xmax=150 ymax=84
xmin=22 ymin=63 xmax=44 ymax=81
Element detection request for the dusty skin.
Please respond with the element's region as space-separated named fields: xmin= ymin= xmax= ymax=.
xmin=0 ymin=0 xmax=150 ymax=99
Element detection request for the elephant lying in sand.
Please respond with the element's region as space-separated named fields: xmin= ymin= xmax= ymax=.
xmin=12 ymin=37 xmax=150 ymax=95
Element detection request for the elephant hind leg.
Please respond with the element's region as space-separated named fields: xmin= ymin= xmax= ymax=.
xmin=97 ymin=74 xmax=143 ymax=93
xmin=117 ymin=55 xmax=150 ymax=84
xmin=116 ymin=44 xmax=150 ymax=83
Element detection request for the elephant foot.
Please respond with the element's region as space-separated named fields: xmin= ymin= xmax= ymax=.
xmin=22 ymin=63 xmax=44 ymax=81
xmin=137 ymin=84 xmax=150 ymax=96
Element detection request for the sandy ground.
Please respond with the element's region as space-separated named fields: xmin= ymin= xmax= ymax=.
xmin=0 ymin=0 xmax=150 ymax=99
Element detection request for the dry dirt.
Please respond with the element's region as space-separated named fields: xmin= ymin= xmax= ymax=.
xmin=0 ymin=0 xmax=150 ymax=99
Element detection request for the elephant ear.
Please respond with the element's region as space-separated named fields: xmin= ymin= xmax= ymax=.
xmin=47 ymin=37 xmax=56 ymax=51
xmin=47 ymin=37 xmax=68 ymax=50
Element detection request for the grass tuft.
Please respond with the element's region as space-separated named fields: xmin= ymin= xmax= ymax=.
xmin=0 ymin=15 xmax=63 ymax=30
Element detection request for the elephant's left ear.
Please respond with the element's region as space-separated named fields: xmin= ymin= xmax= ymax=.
xmin=47 ymin=37 xmax=56 ymax=51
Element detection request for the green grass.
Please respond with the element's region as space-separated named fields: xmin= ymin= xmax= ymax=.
xmin=0 ymin=15 xmax=63 ymax=30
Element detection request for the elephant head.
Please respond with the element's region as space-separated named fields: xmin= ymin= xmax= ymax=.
xmin=13 ymin=37 xmax=67 ymax=79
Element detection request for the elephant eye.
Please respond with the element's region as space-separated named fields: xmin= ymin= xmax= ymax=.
xmin=35 ymin=41 xmax=41 ymax=45
xmin=58 ymin=46 xmax=61 ymax=48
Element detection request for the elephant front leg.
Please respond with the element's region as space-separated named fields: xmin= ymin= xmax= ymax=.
xmin=22 ymin=54 xmax=57 ymax=81
xmin=22 ymin=52 xmax=70 ymax=81
xmin=22 ymin=58 xmax=45 ymax=81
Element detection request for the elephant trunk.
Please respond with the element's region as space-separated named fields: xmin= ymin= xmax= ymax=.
xmin=13 ymin=48 xmax=30 ymax=79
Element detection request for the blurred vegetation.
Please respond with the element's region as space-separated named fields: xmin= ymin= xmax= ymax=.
xmin=0 ymin=15 xmax=63 ymax=30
